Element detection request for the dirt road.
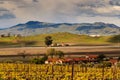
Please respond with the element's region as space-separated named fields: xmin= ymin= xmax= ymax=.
xmin=0 ymin=46 xmax=119 ymax=56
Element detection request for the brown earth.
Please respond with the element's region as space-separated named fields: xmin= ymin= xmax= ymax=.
xmin=0 ymin=46 xmax=119 ymax=56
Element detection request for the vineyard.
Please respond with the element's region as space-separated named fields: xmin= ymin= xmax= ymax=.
xmin=0 ymin=63 xmax=119 ymax=80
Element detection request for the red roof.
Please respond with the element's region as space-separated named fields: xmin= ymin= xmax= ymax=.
xmin=63 ymin=58 xmax=73 ymax=62
xmin=79 ymin=58 xmax=88 ymax=61
xmin=46 ymin=56 xmax=98 ymax=63
xmin=73 ymin=57 xmax=89 ymax=61
xmin=47 ymin=58 xmax=59 ymax=62
xmin=110 ymin=59 xmax=118 ymax=63
xmin=73 ymin=58 xmax=80 ymax=61
xmin=47 ymin=58 xmax=73 ymax=62
xmin=87 ymin=55 xmax=98 ymax=58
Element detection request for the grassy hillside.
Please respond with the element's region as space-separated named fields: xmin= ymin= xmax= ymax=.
xmin=0 ymin=32 xmax=113 ymax=47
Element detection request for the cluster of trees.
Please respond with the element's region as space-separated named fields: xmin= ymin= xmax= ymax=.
xmin=109 ymin=34 xmax=120 ymax=43
xmin=0 ymin=33 xmax=21 ymax=38
xmin=97 ymin=54 xmax=106 ymax=62
xmin=32 ymin=55 xmax=48 ymax=64
xmin=46 ymin=48 xmax=64 ymax=58
xmin=32 ymin=48 xmax=64 ymax=64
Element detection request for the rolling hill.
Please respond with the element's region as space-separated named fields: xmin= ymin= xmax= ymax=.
xmin=0 ymin=21 xmax=120 ymax=36
xmin=0 ymin=32 xmax=112 ymax=47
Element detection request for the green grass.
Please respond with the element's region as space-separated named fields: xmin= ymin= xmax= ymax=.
xmin=0 ymin=32 xmax=114 ymax=47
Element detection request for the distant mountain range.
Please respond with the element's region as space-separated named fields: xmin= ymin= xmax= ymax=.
xmin=0 ymin=21 xmax=120 ymax=36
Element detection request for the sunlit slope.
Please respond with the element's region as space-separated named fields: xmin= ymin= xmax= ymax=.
xmin=18 ymin=32 xmax=111 ymax=46
xmin=0 ymin=32 xmax=113 ymax=46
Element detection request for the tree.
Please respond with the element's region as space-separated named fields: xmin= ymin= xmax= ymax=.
xmin=46 ymin=48 xmax=64 ymax=58
xmin=118 ymin=56 xmax=120 ymax=61
xmin=1 ymin=34 xmax=5 ymax=37
xmin=97 ymin=54 xmax=106 ymax=62
xmin=56 ymin=50 xmax=64 ymax=58
xmin=31 ymin=58 xmax=40 ymax=64
xmin=31 ymin=55 xmax=48 ymax=64
xmin=7 ymin=33 xmax=11 ymax=37
xmin=46 ymin=48 xmax=55 ymax=58
xmin=45 ymin=36 xmax=53 ymax=47
xmin=109 ymin=34 xmax=120 ymax=43
xmin=39 ymin=55 xmax=48 ymax=64
xmin=18 ymin=51 xmax=27 ymax=59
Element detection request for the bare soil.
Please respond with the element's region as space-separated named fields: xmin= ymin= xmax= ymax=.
xmin=0 ymin=46 xmax=119 ymax=56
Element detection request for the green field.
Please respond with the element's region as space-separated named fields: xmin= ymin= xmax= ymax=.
xmin=0 ymin=32 xmax=115 ymax=47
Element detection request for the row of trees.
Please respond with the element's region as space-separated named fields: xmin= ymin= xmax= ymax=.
xmin=32 ymin=48 xmax=64 ymax=64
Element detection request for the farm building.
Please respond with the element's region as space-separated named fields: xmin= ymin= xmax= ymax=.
xmin=45 ymin=55 xmax=98 ymax=64
xmin=109 ymin=59 xmax=119 ymax=65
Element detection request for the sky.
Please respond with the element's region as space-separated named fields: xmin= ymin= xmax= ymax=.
xmin=0 ymin=0 xmax=120 ymax=28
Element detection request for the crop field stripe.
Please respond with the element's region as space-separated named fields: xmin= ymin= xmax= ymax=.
xmin=0 ymin=63 xmax=119 ymax=80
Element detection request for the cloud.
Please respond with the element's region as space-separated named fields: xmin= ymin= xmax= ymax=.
xmin=0 ymin=8 xmax=15 ymax=19
xmin=0 ymin=8 xmax=8 ymax=11
xmin=34 ymin=0 xmax=120 ymax=18
xmin=0 ymin=0 xmax=120 ymax=28
xmin=0 ymin=1 xmax=4 ymax=4
xmin=33 ymin=0 xmax=38 ymax=2
xmin=1 ymin=0 xmax=119 ymax=17
xmin=70 ymin=0 xmax=120 ymax=17
xmin=0 ymin=13 xmax=15 ymax=19
xmin=109 ymin=0 xmax=120 ymax=6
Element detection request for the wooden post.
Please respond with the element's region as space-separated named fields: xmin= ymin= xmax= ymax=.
xmin=85 ymin=64 xmax=87 ymax=73
xmin=71 ymin=63 xmax=74 ymax=80
xmin=52 ymin=65 xmax=54 ymax=79
xmin=113 ymin=64 xmax=117 ymax=80
xmin=102 ymin=63 xmax=104 ymax=80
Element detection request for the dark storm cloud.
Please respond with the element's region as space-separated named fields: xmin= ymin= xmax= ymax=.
xmin=0 ymin=1 xmax=4 ymax=4
xmin=109 ymin=0 xmax=120 ymax=6
xmin=33 ymin=0 xmax=39 ymax=2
